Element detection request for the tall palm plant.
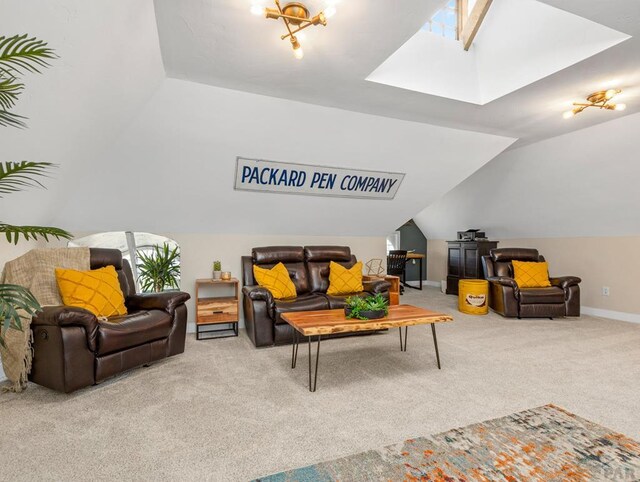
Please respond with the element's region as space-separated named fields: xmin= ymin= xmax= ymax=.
xmin=0 ymin=35 xmax=72 ymax=347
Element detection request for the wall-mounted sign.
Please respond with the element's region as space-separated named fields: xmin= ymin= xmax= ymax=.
xmin=234 ymin=157 xmax=405 ymax=200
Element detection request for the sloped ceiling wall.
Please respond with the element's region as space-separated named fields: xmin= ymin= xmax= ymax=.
xmin=54 ymin=78 xmax=515 ymax=236
xmin=6 ymin=0 xmax=637 ymax=241
xmin=1 ymin=0 xmax=165 ymax=226
xmin=414 ymin=112 xmax=640 ymax=239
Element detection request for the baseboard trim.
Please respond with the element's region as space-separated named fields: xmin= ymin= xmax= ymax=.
xmin=581 ymin=306 xmax=640 ymax=324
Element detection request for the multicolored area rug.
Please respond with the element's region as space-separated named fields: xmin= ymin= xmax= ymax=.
xmin=255 ymin=404 xmax=640 ymax=481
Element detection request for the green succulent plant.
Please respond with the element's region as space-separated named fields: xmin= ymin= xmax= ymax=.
xmin=213 ymin=260 xmax=222 ymax=272
xmin=345 ymin=293 xmax=389 ymax=320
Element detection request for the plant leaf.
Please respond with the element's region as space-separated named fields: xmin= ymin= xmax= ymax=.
xmin=0 ymin=34 xmax=57 ymax=76
xmin=137 ymin=243 xmax=181 ymax=293
xmin=0 ymin=283 xmax=41 ymax=346
xmin=0 ymin=75 xmax=23 ymax=110
xmin=0 ymin=223 xmax=73 ymax=244
xmin=0 ymin=108 xmax=26 ymax=128
xmin=0 ymin=161 xmax=56 ymax=196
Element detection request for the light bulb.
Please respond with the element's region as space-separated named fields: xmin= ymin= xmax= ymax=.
xmin=562 ymin=110 xmax=575 ymax=119
xmin=615 ymin=103 xmax=627 ymax=111
xmin=605 ymin=89 xmax=619 ymax=100
xmin=324 ymin=5 xmax=337 ymax=18
xmin=250 ymin=4 xmax=265 ymax=15
xmin=293 ymin=45 xmax=304 ymax=59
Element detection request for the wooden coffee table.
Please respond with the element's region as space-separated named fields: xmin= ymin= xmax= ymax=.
xmin=281 ymin=304 xmax=453 ymax=392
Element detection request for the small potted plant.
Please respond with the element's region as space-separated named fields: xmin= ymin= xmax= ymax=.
xmin=212 ymin=260 xmax=222 ymax=279
xmin=344 ymin=293 xmax=389 ymax=320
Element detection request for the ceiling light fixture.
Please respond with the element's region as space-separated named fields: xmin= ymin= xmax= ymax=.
xmin=251 ymin=1 xmax=335 ymax=59
xmin=563 ymin=89 xmax=627 ymax=118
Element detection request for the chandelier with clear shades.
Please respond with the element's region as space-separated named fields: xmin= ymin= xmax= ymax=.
xmin=251 ymin=1 xmax=338 ymax=59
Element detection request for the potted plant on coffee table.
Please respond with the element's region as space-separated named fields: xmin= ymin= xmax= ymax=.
xmin=344 ymin=293 xmax=389 ymax=320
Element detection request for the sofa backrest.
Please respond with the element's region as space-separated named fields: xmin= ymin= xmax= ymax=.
xmin=89 ymin=248 xmax=136 ymax=297
xmin=241 ymin=245 xmax=358 ymax=295
xmin=485 ymin=248 xmax=544 ymax=278
xmin=304 ymin=246 xmax=356 ymax=293
xmin=246 ymin=246 xmax=310 ymax=294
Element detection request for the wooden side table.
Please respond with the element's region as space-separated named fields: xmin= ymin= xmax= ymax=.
xmin=195 ymin=278 xmax=240 ymax=340
xmin=363 ymin=275 xmax=400 ymax=305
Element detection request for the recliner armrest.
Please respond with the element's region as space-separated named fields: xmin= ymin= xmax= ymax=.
xmin=362 ymin=279 xmax=391 ymax=294
xmin=126 ymin=291 xmax=191 ymax=315
xmin=31 ymin=306 xmax=98 ymax=352
xmin=550 ymin=276 xmax=581 ymax=290
xmin=486 ymin=276 xmax=519 ymax=297
xmin=242 ymin=285 xmax=275 ymax=319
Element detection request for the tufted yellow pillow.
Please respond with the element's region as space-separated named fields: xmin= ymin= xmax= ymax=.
xmin=327 ymin=261 xmax=363 ymax=295
xmin=55 ymin=265 xmax=127 ymax=317
xmin=512 ymin=260 xmax=551 ymax=288
xmin=253 ymin=262 xmax=297 ymax=300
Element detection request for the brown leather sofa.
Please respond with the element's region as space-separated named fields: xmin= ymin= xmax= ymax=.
xmin=29 ymin=248 xmax=190 ymax=393
xmin=242 ymin=246 xmax=390 ymax=347
xmin=481 ymin=248 xmax=581 ymax=318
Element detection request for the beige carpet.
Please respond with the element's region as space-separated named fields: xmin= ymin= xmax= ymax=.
xmin=1 ymin=288 xmax=639 ymax=481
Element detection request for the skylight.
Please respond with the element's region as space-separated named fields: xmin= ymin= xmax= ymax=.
xmin=422 ymin=0 xmax=483 ymax=44
xmin=423 ymin=0 xmax=459 ymax=40
xmin=367 ymin=0 xmax=630 ymax=105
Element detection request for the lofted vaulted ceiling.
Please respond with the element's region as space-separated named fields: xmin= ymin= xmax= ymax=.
xmin=2 ymin=0 xmax=639 ymax=239
xmin=155 ymin=0 xmax=640 ymax=148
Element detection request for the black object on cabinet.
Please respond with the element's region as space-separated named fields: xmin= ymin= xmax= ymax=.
xmin=446 ymin=240 xmax=499 ymax=295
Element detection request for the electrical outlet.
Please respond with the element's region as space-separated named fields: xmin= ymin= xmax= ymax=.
xmin=602 ymin=286 xmax=610 ymax=296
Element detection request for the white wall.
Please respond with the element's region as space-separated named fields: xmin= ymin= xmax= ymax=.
xmin=0 ymin=0 xmax=165 ymax=227
xmin=415 ymin=112 xmax=640 ymax=239
xmin=474 ymin=0 xmax=629 ymax=103
xmin=48 ymin=78 xmax=515 ymax=237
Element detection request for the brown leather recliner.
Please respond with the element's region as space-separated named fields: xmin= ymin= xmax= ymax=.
xmin=242 ymin=246 xmax=390 ymax=347
xmin=29 ymin=248 xmax=190 ymax=393
xmin=481 ymin=248 xmax=581 ymax=319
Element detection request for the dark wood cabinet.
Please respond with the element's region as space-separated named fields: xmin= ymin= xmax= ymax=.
xmin=446 ymin=240 xmax=498 ymax=295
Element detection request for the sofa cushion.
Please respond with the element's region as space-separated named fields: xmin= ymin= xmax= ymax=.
xmin=56 ymin=265 xmax=127 ymax=318
xmin=513 ymin=260 xmax=551 ymax=288
xmin=273 ymin=293 xmax=329 ymax=325
xmin=307 ymin=258 xmax=356 ymax=293
xmin=490 ymin=248 xmax=540 ymax=262
xmin=253 ymin=262 xmax=297 ymax=299
xmin=327 ymin=261 xmax=364 ymax=295
xmin=253 ymin=246 xmax=304 ymax=264
xmin=519 ymin=287 xmax=565 ymax=304
xmin=97 ymin=310 xmax=172 ymax=356
xmin=304 ymin=246 xmax=352 ymax=262
xmin=323 ymin=291 xmax=369 ymax=309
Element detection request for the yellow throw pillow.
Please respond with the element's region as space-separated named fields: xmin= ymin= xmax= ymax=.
xmin=55 ymin=265 xmax=127 ymax=317
xmin=253 ymin=262 xmax=297 ymax=300
xmin=512 ymin=260 xmax=551 ymax=288
xmin=327 ymin=261 xmax=363 ymax=295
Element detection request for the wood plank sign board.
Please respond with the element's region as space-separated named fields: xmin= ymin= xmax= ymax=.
xmin=234 ymin=157 xmax=405 ymax=200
